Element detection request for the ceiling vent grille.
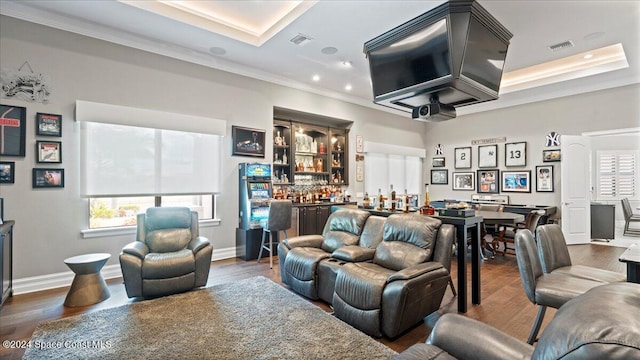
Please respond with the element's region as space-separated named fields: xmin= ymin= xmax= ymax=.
xmin=548 ymin=40 xmax=574 ymax=52
xmin=290 ymin=33 xmax=312 ymax=46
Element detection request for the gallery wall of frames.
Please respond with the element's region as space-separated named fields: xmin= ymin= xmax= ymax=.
xmin=430 ymin=135 xmax=560 ymax=194
xmin=0 ymin=104 xmax=64 ymax=189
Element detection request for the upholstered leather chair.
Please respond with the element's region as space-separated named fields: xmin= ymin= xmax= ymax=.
xmin=536 ymin=224 xmax=626 ymax=283
xmin=333 ymin=214 xmax=454 ymax=338
xmin=119 ymin=207 xmax=212 ymax=298
xmin=394 ymin=282 xmax=640 ymax=360
xmin=514 ymin=229 xmax=603 ymax=344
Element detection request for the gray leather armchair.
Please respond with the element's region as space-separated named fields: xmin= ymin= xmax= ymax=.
xmin=333 ymin=214 xmax=455 ymax=338
xmin=515 ymin=229 xmax=602 ymax=344
xmin=394 ymin=282 xmax=640 ymax=360
xmin=119 ymin=207 xmax=212 ymax=298
xmin=536 ymin=224 xmax=626 ymax=283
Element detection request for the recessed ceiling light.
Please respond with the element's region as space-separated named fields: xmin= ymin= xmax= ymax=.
xmin=345 ymin=84 xmax=352 ymax=91
xmin=584 ymin=32 xmax=605 ymax=41
xmin=583 ymin=54 xmax=593 ymax=59
xmin=209 ymin=46 xmax=227 ymax=55
xmin=312 ymin=74 xmax=320 ymax=82
xmin=321 ymin=46 xmax=338 ymax=55
xmin=341 ymin=61 xmax=352 ymax=68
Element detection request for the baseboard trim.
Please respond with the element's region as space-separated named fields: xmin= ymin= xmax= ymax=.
xmin=12 ymin=246 xmax=238 ymax=295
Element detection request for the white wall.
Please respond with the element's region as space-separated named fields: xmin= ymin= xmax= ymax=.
xmin=423 ymin=84 xmax=640 ymax=212
xmin=0 ymin=16 xmax=426 ymax=284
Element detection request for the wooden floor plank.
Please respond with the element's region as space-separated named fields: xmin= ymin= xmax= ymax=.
xmin=0 ymin=244 xmax=626 ymax=358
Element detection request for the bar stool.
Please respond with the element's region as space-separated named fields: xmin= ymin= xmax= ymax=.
xmin=258 ymin=200 xmax=292 ymax=268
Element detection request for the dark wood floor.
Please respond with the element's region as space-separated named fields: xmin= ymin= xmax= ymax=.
xmin=0 ymin=244 xmax=626 ymax=359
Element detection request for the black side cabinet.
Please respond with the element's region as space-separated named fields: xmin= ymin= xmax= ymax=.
xmin=591 ymin=203 xmax=615 ymax=241
xmin=1 ymin=220 xmax=15 ymax=309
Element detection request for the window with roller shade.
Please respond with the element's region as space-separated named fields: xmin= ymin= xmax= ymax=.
xmin=363 ymin=142 xmax=424 ymax=198
xmin=597 ymin=151 xmax=638 ymax=199
xmin=76 ymin=100 xmax=225 ymax=229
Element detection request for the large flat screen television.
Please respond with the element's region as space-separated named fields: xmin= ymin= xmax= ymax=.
xmin=369 ymin=18 xmax=452 ymax=98
xmin=363 ymin=0 xmax=512 ymax=119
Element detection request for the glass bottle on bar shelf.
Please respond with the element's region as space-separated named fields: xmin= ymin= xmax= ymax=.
xmin=403 ymin=189 xmax=409 ymax=213
xmin=282 ymin=152 xmax=287 ymax=165
xmin=377 ymin=188 xmax=383 ymax=211
xmin=390 ymin=184 xmax=396 ymax=211
xmin=275 ymin=131 xmax=283 ymax=146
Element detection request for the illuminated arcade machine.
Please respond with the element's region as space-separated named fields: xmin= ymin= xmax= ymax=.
xmin=236 ymin=163 xmax=272 ymax=260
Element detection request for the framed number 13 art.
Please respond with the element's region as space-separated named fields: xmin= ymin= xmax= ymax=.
xmin=505 ymin=142 xmax=526 ymax=167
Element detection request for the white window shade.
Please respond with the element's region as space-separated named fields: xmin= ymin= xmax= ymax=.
xmin=364 ymin=141 xmax=424 ymax=196
xmin=77 ymin=101 xmax=225 ymax=197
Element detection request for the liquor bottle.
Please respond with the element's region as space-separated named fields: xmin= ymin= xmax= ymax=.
xmin=282 ymin=152 xmax=287 ymax=165
xmin=390 ymin=184 xmax=396 ymax=211
xmin=311 ymin=139 xmax=318 ymax=154
xmin=377 ymin=188 xmax=383 ymax=211
xmin=403 ymin=189 xmax=409 ymax=213
xmin=319 ymin=142 xmax=326 ymax=154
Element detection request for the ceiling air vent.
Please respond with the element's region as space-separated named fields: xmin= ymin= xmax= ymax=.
xmin=290 ymin=33 xmax=312 ymax=46
xmin=547 ymin=40 xmax=574 ymax=52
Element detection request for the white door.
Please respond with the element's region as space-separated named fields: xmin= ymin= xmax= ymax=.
xmin=561 ymin=135 xmax=591 ymax=244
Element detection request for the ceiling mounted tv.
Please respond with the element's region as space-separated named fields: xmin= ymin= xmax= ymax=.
xmin=364 ymin=0 xmax=512 ymax=120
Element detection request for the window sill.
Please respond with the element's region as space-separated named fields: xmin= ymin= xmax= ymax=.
xmin=81 ymin=218 xmax=221 ymax=239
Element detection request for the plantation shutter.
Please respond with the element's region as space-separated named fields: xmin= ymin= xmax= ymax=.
xmin=597 ymin=151 xmax=637 ymax=199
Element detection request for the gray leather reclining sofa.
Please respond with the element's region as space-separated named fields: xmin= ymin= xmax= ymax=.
xmin=278 ymin=208 xmax=455 ymax=338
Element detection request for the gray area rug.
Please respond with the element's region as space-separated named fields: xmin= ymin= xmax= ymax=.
xmin=24 ymin=276 xmax=397 ymax=359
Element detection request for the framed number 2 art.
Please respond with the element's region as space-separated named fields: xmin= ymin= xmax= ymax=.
xmin=505 ymin=142 xmax=526 ymax=167
xmin=454 ymin=147 xmax=472 ymax=169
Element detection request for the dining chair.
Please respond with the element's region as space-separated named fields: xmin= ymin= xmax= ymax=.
xmin=467 ymin=204 xmax=504 ymax=259
xmin=622 ymin=198 xmax=640 ymax=236
xmin=493 ymin=210 xmax=542 ymax=256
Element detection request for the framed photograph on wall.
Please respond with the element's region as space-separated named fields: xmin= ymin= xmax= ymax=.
xmin=478 ymin=144 xmax=498 ymax=168
xmin=505 ymin=142 xmax=526 ymax=167
xmin=0 ymin=161 xmax=15 ymax=184
xmin=36 ymin=113 xmax=62 ymax=137
xmin=431 ymin=169 xmax=448 ymax=185
xmin=501 ymin=170 xmax=531 ymax=193
xmin=232 ymin=126 xmax=265 ymax=157
xmin=543 ymin=149 xmax=561 ymax=162
xmin=454 ymin=147 xmax=472 ymax=169
xmin=477 ymin=169 xmax=500 ymax=194
xmin=0 ymin=104 xmax=27 ymax=157
xmin=432 ymin=157 xmax=445 ymax=167
xmin=32 ymin=168 xmax=64 ymax=188
xmin=536 ymin=165 xmax=554 ymax=192
xmin=452 ymin=172 xmax=475 ymax=191
xmin=36 ymin=140 xmax=62 ymax=163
